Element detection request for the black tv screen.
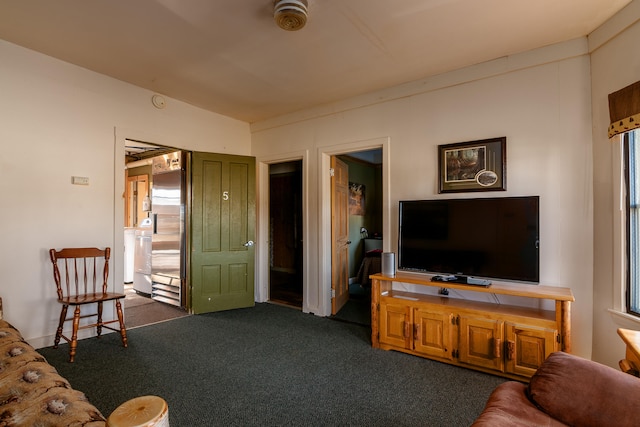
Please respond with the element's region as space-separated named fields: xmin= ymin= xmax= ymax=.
xmin=398 ymin=196 xmax=539 ymax=282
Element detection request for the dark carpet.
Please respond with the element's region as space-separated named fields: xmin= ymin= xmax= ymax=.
xmin=38 ymin=303 xmax=504 ymax=427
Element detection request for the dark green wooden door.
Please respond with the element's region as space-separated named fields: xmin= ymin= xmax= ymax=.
xmin=191 ymin=152 xmax=255 ymax=314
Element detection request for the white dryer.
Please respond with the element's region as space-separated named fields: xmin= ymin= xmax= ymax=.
xmin=133 ymin=218 xmax=153 ymax=295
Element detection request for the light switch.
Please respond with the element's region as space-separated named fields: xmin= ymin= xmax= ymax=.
xmin=72 ymin=176 xmax=89 ymax=185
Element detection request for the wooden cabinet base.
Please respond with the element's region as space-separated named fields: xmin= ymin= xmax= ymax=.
xmin=370 ymin=272 xmax=574 ymax=381
xmin=618 ymin=328 xmax=640 ymax=377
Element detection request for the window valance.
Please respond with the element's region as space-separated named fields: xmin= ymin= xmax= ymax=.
xmin=609 ymin=80 xmax=640 ymax=138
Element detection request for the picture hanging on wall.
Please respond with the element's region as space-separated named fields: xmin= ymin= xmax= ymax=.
xmin=438 ymin=136 xmax=506 ymax=193
xmin=349 ymin=182 xmax=366 ymax=215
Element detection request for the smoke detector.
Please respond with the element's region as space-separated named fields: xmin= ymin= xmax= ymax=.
xmin=274 ymin=0 xmax=308 ymax=31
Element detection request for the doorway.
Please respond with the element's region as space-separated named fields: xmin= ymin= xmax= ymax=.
xmin=331 ymin=150 xmax=383 ymax=326
xmin=123 ymin=140 xmax=189 ymax=327
xmin=269 ymin=160 xmax=303 ymax=307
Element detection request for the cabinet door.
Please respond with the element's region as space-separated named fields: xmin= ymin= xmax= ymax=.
xmin=458 ymin=315 xmax=504 ymax=372
xmin=413 ymin=307 xmax=453 ymax=360
xmin=505 ymin=323 xmax=557 ymax=377
xmin=379 ymin=302 xmax=411 ymax=349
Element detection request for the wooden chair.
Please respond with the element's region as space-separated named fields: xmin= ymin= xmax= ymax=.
xmin=49 ymin=247 xmax=128 ymax=362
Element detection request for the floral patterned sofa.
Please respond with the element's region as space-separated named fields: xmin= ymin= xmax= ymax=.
xmin=0 ymin=301 xmax=107 ymax=426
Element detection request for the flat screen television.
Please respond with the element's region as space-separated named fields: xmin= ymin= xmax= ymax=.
xmin=398 ymin=196 xmax=539 ymax=283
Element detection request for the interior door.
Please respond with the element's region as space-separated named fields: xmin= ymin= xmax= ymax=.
xmin=191 ymin=152 xmax=256 ymax=314
xmin=331 ymin=156 xmax=350 ymax=314
xmin=125 ymin=174 xmax=149 ymax=227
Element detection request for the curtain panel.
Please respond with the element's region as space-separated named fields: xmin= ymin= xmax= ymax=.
xmin=609 ymin=80 xmax=640 ymax=139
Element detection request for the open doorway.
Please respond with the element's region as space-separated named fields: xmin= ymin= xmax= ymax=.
xmin=268 ymin=160 xmax=303 ymax=307
xmin=331 ymin=149 xmax=383 ymax=326
xmin=123 ymin=139 xmax=189 ymax=327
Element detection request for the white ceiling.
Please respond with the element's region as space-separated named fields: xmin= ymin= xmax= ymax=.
xmin=0 ymin=0 xmax=631 ymax=123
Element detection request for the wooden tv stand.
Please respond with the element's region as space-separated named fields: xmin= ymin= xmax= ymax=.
xmin=370 ymin=272 xmax=574 ymax=381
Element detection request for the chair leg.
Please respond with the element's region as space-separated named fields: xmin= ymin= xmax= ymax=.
xmin=69 ymin=305 xmax=81 ymax=363
xmin=115 ymin=299 xmax=128 ymax=348
xmin=97 ymin=301 xmax=103 ymax=337
xmin=54 ymin=304 xmax=68 ymax=349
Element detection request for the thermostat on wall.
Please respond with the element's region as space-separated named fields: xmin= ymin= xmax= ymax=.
xmin=72 ymin=176 xmax=89 ymax=185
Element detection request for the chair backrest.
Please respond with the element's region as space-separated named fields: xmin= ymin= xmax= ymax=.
xmin=49 ymin=247 xmax=111 ymax=299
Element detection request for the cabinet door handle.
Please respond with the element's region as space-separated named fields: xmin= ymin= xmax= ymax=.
xmin=413 ymin=323 xmax=420 ymax=340
xmin=404 ymin=321 xmax=410 ymax=339
xmin=507 ymin=340 xmax=515 ymax=360
xmin=494 ymin=338 xmax=502 ymax=359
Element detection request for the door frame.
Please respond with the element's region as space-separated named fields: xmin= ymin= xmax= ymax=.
xmin=256 ymin=150 xmax=310 ymax=308
xmin=318 ymin=137 xmax=391 ymax=317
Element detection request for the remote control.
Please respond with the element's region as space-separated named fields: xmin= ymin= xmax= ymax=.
xmin=467 ymin=277 xmax=491 ymax=287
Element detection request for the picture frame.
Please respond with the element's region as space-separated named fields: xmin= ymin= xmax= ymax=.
xmin=438 ymin=137 xmax=506 ymax=193
xmin=349 ymin=182 xmax=366 ymax=215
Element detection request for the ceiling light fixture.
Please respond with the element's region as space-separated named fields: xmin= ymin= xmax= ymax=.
xmin=274 ymin=0 xmax=308 ymax=31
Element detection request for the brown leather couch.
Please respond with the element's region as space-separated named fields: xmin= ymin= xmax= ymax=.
xmin=472 ymin=351 xmax=640 ymax=427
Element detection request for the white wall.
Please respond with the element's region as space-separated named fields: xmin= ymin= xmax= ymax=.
xmin=0 ymin=40 xmax=251 ymax=348
xmin=252 ymin=40 xmax=595 ymax=358
xmin=590 ymin=1 xmax=640 ymax=367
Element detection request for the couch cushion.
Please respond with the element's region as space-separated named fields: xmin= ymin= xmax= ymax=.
xmin=528 ymin=351 xmax=640 ymax=427
xmin=472 ymin=381 xmax=567 ymax=427
xmin=0 ymin=319 xmax=106 ymax=426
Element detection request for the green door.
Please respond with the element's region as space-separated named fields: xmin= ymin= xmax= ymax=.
xmin=191 ymin=152 xmax=256 ymax=314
